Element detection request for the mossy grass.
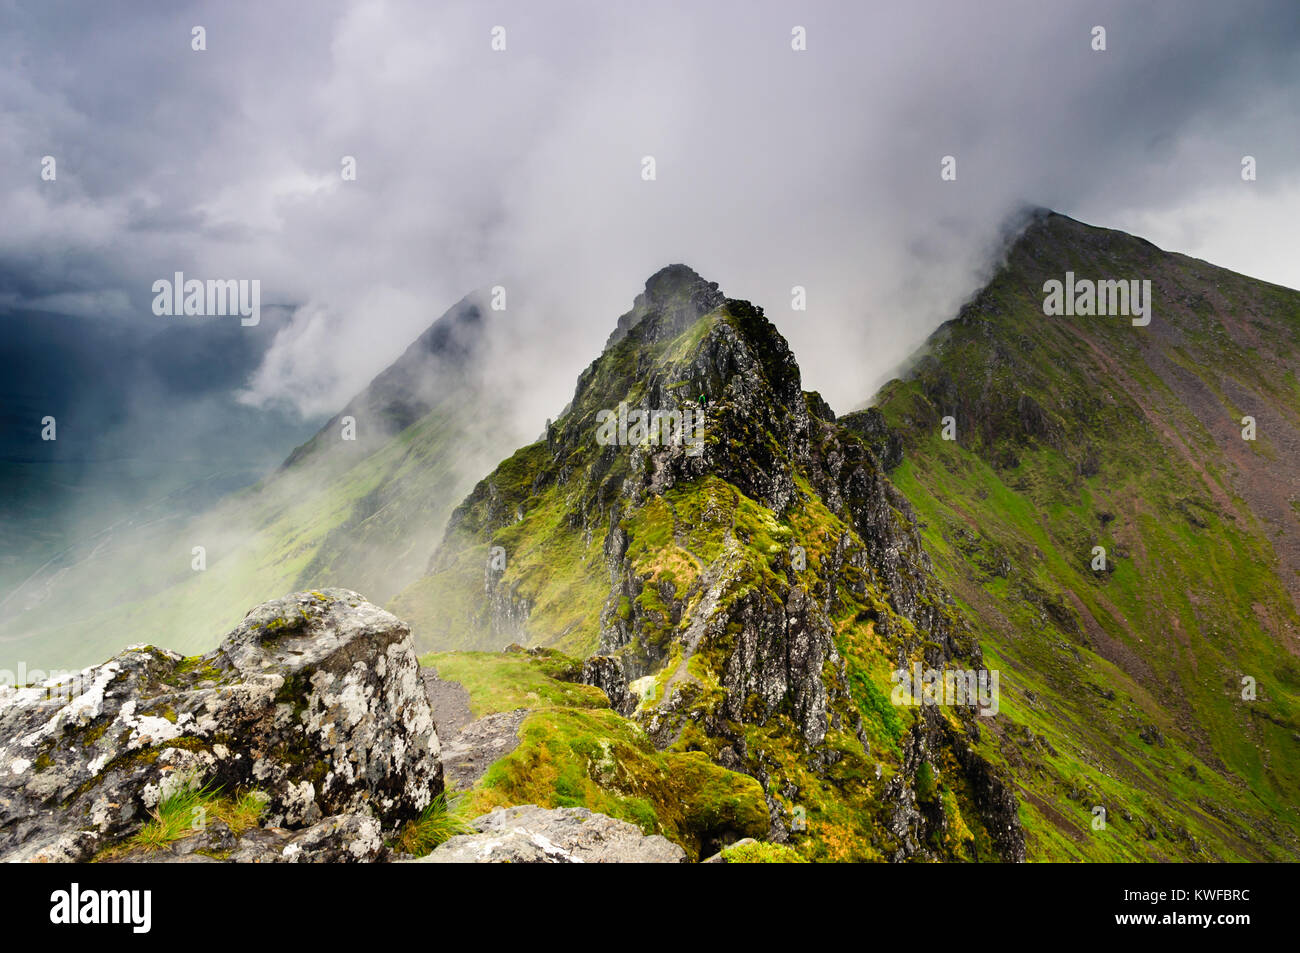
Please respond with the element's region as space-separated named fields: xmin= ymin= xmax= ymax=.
xmin=419 ymin=650 xmax=605 ymax=717
xmin=720 ymin=840 xmax=808 ymax=863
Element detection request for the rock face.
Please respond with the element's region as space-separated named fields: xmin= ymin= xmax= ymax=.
xmin=414 ymin=277 xmax=1027 ymax=861
xmin=418 ymin=805 xmax=687 ymax=863
xmin=580 ymin=655 xmax=636 ymax=715
xmin=0 ymin=589 xmax=442 ymax=862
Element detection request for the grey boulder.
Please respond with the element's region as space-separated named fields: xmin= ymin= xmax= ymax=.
xmin=418 ymin=805 xmax=686 ymax=863
xmin=0 ymin=588 xmax=441 ymax=862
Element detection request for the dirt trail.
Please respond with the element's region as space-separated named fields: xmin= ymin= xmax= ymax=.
xmin=421 ymin=669 xmax=473 ymax=738
xmin=421 ymin=668 xmax=527 ymax=791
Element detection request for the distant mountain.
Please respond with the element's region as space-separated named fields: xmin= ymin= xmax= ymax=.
xmin=280 ymin=297 xmax=488 ymax=472
xmin=859 ymin=210 xmax=1300 ymax=859
xmin=0 ymin=294 xmax=520 ymax=670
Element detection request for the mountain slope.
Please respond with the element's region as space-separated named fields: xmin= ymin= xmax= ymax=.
xmin=0 ymin=295 xmax=518 ymax=670
xmin=859 ymin=210 xmax=1300 ymax=860
xmin=394 ymin=266 xmax=1025 ymax=862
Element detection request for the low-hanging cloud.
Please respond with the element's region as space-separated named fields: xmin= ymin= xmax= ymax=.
xmin=3 ymin=0 xmax=1299 ymax=434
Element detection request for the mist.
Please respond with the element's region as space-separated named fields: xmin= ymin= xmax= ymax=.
xmin=4 ymin=1 xmax=1299 ymax=428
xmin=4 ymin=0 xmax=1300 ymax=652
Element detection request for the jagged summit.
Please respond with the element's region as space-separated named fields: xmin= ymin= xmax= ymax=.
xmin=393 ymin=275 xmax=1026 ymax=862
xmin=603 ymin=263 xmax=725 ymax=350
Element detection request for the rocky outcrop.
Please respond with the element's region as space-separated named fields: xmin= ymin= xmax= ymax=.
xmin=580 ymin=655 xmax=635 ymax=715
xmin=415 ymin=273 xmax=1026 ymax=861
xmin=0 ymin=589 xmax=442 ymax=863
xmin=417 ymin=805 xmax=687 ymax=863
xmin=841 ymin=407 xmax=903 ymax=471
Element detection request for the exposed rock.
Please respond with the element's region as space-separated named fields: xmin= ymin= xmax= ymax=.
xmin=110 ymin=813 xmax=385 ymax=864
xmin=227 ymin=813 xmax=385 ymax=864
xmin=1139 ymin=723 xmax=1166 ymax=747
xmin=417 ymin=805 xmax=687 ymax=863
xmin=0 ymin=589 xmax=441 ymax=863
xmin=580 ymin=655 xmax=634 ymax=715
xmin=841 ymin=406 xmax=903 ymax=470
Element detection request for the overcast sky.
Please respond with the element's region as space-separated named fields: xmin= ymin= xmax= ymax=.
xmin=3 ymin=0 xmax=1299 ymax=427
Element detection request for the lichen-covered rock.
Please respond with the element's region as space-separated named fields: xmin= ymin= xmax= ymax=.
xmin=0 ymin=589 xmax=441 ymax=862
xmin=416 ymin=805 xmax=687 ymax=863
xmin=229 ymin=813 xmax=385 ymax=864
xmin=108 ymin=813 xmax=385 ymax=864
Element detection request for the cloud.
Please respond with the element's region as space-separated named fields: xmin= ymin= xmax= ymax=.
xmin=2 ymin=0 xmax=1299 ymax=424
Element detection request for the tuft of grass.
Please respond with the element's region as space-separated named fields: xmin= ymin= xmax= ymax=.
xmin=221 ymin=790 xmax=271 ymax=834
xmin=133 ymin=782 xmax=220 ymax=852
xmin=391 ymin=790 xmax=475 ymax=857
xmin=97 ymin=783 xmax=269 ymax=861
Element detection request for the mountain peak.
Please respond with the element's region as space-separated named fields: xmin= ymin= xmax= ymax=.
xmin=281 ymin=294 xmax=489 ymax=471
xmin=869 ymin=208 xmax=1300 ymax=860
xmin=394 ymin=263 xmax=1025 ymax=862
xmin=604 ymin=264 xmax=725 ymax=350
xmin=1000 ymin=209 xmax=1164 ymax=280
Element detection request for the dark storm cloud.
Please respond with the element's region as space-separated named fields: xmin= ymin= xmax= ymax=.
xmin=2 ymin=0 xmax=1298 ymax=424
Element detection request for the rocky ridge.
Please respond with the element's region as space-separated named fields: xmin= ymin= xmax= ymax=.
xmin=400 ymin=267 xmax=1027 ymax=861
xmin=0 ymin=589 xmax=442 ymax=862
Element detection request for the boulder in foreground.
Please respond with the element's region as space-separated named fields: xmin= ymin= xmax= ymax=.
xmin=0 ymin=589 xmax=442 ymax=862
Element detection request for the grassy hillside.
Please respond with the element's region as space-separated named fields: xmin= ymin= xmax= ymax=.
xmin=860 ymin=211 xmax=1300 ymax=859
xmin=421 ymin=648 xmax=770 ymax=861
